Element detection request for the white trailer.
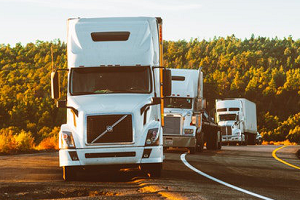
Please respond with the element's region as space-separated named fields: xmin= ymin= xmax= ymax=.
xmin=163 ymin=68 xmax=222 ymax=153
xmin=51 ymin=17 xmax=172 ymax=180
xmin=216 ymin=98 xmax=257 ymax=145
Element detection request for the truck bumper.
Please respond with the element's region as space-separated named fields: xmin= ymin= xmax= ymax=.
xmin=163 ymin=135 xmax=196 ymax=148
xmin=222 ymin=136 xmax=242 ymax=143
xmin=59 ymin=146 xmax=163 ymax=167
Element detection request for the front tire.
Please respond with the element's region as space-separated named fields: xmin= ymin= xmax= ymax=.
xmin=241 ymin=134 xmax=248 ymax=146
xmin=63 ymin=166 xmax=77 ymax=181
xmin=196 ymin=131 xmax=205 ymax=152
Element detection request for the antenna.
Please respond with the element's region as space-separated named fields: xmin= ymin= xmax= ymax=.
xmin=51 ymin=45 xmax=54 ymax=71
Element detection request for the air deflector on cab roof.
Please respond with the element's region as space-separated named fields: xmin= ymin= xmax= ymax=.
xmin=91 ymin=32 xmax=130 ymax=42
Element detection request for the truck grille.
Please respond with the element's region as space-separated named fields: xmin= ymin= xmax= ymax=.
xmin=163 ymin=116 xmax=181 ymax=135
xmin=87 ymin=114 xmax=133 ymax=144
xmin=221 ymin=126 xmax=232 ymax=135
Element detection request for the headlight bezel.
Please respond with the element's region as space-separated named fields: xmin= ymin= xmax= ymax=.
xmin=184 ymin=129 xmax=194 ymax=135
xmin=61 ymin=131 xmax=76 ymax=149
xmin=191 ymin=116 xmax=197 ymax=125
xmin=145 ymin=128 xmax=159 ymax=146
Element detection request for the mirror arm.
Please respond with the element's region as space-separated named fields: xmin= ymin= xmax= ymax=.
xmin=68 ymin=107 xmax=78 ymax=117
xmin=56 ymin=100 xmax=78 ymax=117
xmin=141 ymin=103 xmax=152 ymax=115
xmin=140 ymin=102 xmax=161 ymax=115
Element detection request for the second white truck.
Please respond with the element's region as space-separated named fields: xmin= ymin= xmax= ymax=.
xmin=216 ymin=98 xmax=257 ymax=145
xmin=163 ymin=68 xmax=221 ymax=153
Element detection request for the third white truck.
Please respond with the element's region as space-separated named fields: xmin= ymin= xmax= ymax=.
xmin=216 ymin=98 xmax=257 ymax=145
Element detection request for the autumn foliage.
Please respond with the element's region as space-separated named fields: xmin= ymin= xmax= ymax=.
xmin=0 ymin=36 xmax=300 ymax=153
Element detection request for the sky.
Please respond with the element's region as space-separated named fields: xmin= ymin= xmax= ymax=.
xmin=1 ymin=0 xmax=300 ymax=46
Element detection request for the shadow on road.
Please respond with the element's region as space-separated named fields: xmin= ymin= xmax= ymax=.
xmin=75 ymin=167 xmax=148 ymax=182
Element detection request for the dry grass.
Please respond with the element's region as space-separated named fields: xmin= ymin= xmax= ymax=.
xmin=0 ymin=127 xmax=60 ymax=154
xmin=35 ymin=135 xmax=59 ymax=150
xmin=262 ymin=140 xmax=297 ymax=145
xmin=0 ymin=128 xmax=35 ymax=153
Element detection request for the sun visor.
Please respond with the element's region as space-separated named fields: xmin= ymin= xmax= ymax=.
xmin=67 ymin=17 xmax=159 ymax=68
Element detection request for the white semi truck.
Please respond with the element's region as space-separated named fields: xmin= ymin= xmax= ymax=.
xmin=215 ymin=98 xmax=257 ymax=145
xmin=163 ymin=68 xmax=222 ymax=153
xmin=51 ymin=17 xmax=172 ymax=180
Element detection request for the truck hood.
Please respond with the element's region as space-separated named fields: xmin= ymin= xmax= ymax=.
xmin=69 ymin=94 xmax=152 ymax=114
xmin=218 ymin=121 xmax=235 ymax=127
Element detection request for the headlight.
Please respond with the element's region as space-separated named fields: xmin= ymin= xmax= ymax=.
xmin=184 ymin=129 xmax=194 ymax=134
xmin=235 ymin=130 xmax=241 ymax=136
xmin=191 ymin=116 xmax=196 ymax=125
xmin=61 ymin=131 xmax=75 ymax=149
xmin=145 ymin=128 xmax=159 ymax=146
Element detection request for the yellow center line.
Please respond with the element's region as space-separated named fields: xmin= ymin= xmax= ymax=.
xmin=272 ymin=146 xmax=300 ymax=170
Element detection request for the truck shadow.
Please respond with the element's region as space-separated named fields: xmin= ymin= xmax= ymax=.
xmin=164 ymin=147 xmax=220 ymax=156
xmin=74 ymin=167 xmax=148 ymax=182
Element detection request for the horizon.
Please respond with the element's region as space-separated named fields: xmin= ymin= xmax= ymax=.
xmin=1 ymin=0 xmax=300 ymax=46
xmin=1 ymin=34 xmax=299 ymax=47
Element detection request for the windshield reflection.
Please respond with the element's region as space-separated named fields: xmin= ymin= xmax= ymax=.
xmin=164 ymin=97 xmax=192 ymax=109
xmin=70 ymin=66 xmax=151 ymax=95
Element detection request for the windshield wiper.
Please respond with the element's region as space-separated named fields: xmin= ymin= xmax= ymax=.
xmin=94 ymin=89 xmax=113 ymax=94
xmin=72 ymin=92 xmax=95 ymax=95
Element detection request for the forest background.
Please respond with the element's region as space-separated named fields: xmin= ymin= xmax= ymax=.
xmin=0 ymin=35 xmax=300 ymax=153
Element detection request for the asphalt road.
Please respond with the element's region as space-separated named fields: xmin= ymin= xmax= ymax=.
xmin=0 ymin=145 xmax=299 ymax=200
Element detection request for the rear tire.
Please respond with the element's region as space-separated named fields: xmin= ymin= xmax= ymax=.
xmin=206 ymin=131 xmax=218 ymax=150
xmin=217 ymin=131 xmax=222 ymax=150
xmin=63 ymin=166 xmax=76 ymax=181
xmin=247 ymin=134 xmax=256 ymax=145
xmin=189 ymin=147 xmax=196 ymax=154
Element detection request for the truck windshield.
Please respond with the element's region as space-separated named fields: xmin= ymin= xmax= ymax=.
xmin=219 ymin=114 xmax=237 ymax=121
xmin=70 ymin=66 xmax=151 ymax=95
xmin=164 ymin=97 xmax=192 ymax=109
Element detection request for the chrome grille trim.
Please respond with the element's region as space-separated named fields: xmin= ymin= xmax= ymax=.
xmin=86 ymin=114 xmax=133 ymax=144
xmin=163 ymin=115 xmax=182 ymax=135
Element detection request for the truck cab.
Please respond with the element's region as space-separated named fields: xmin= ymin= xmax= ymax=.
xmin=163 ymin=68 xmax=221 ymax=153
xmin=216 ymin=100 xmax=246 ymax=145
xmin=163 ymin=69 xmax=199 ymax=153
xmin=216 ymin=98 xmax=257 ymax=145
xmin=51 ymin=17 xmax=171 ymax=180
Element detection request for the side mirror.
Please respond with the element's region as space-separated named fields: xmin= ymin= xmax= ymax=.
xmin=51 ymin=71 xmax=60 ymax=100
xmin=163 ymin=69 xmax=172 ymax=97
xmin=202 ymin=98 xmax=207 ymax=109
xmin=236 ymin=114 xmax=239 ymax=121
xmin=194 ymin=98 xmax=206 ymax=112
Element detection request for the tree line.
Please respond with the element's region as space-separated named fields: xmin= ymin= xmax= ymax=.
xmin=0 ymin=35 xmax=299 ymax=153
xmin=163 ymin=35 xmax=300 ymax=143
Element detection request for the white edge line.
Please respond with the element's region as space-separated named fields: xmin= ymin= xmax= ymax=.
xmin=180 ymin=153 xmax=274 ymax=200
